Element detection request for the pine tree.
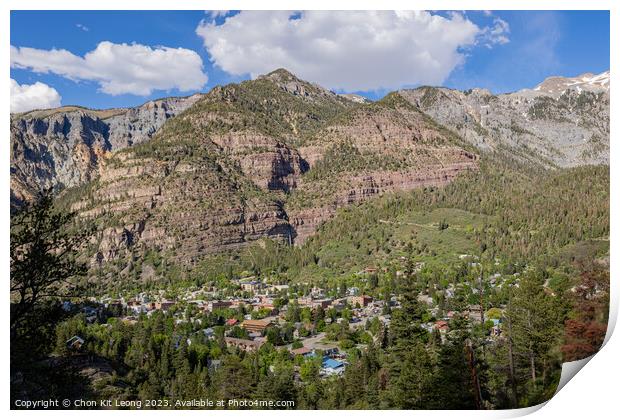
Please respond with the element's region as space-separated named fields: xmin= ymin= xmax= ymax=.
xmin=388 ymin=342 xmax=434 ymax=409
xmin=388 ymin=276 xmax=427 ymax=350
xmin=215 ymin=354 xmax=254 ymax=402
xmin=11 ymin=191 xmax=91 ymax=364
xmin=505 ymin=270 xmax=564 ymax=405
xmin=430 ymin=312 xmax=479 ymax=409
xmin=255 ymin=364 xmax=297 ymax=407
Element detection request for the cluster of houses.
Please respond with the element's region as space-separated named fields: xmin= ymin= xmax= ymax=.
xmin=290 ymin=347 xmax=347 ymax=376
xmin=418 ymin=302 xmax=505 ymax=342
xmin=75 ymin=268 xmax=512 ymax=377
xmin=93 ymin=277 xmax=386 ymax=328
xmin=89 ymin=278 xmax=396 ymax=377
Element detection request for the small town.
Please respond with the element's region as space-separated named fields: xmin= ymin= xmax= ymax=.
xmin=66 ymin=258 xmax=512 ymax=379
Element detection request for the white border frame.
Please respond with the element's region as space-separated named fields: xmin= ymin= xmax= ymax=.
xmin=2 ymin=2 xmax=616 ymax=419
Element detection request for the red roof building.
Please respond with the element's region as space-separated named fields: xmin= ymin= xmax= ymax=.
xmin=435 ymin=320 xmax=449 ymax=332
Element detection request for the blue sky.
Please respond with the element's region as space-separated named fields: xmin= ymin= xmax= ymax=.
xmin=445 ymin=11 xmax=610 ymax=93
xmin=10 ymin=10 xmax=610 ymax=112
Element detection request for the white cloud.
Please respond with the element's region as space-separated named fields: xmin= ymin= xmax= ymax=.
xmin=480 ymin=17 xmax=510 ymax=48
xmin=11 ymin=41 xmax=208 ymax=96
xmin=207 ymin=10 xmax=231 ymax=19
xmin=196 ymin=10 xmax=486 ymax=91
xmin=76 ymin=23 xmax=89 ymax=32
xmin=11 ymin=79 xmax=61 ymax=113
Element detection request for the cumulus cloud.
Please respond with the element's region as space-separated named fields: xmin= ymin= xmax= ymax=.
xmin=11 ymin=41 xmax=208 ymax=96
xmin=76 ymin=23 xmax=89 ymax=32
xmin=196 ymin=10 xmax=485 ymax=91
xmin=11 ymin=79 xmax=62 ymax=113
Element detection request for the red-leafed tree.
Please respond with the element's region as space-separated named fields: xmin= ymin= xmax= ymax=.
xmin=561 ymin=266 xmax=609 ymax=362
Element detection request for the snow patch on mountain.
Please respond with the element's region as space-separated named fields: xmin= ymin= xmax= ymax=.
xmin=532 ymin=71 xmax=609 ymax=98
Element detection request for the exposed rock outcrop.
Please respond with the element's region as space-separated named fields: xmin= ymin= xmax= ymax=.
xmin=10 ymin=94 xmax=203 ymax=209
xmin=399 ymin=71 xmax=610 ymax=168
xmin=288 ymin=94 xmax=479 ymax=243
xmin=70 ymin=148 xmax=293 ymax=266
xmin=289 ymin=161 xmax=477 ymax=244
xmin=210 ymin=132 xmax=308 ymax=193
xmin=533 ymin=71 xmax=609 ymax=98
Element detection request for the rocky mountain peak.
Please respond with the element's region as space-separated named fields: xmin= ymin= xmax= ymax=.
xmin=532 ymin=70 xmax=610 ymax=98
xmin=260 ymin=68 xmax=300 ymax=82
xmin=338 ymin=93 xmax=372 ymax=104
xmin=465 ymin=87 xmax=494 ymax=98
xmin=399 ymin=72 xmax=609 ymax=168
xmin=257 ymin=68 xmax=345 ymax=103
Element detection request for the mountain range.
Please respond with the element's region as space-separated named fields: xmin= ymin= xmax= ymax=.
xmin=9 ymin=69 xmax=610 ymax=273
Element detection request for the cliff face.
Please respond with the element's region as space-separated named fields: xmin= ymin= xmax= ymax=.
xmin=10 ymin=94 xmax=202 ymax=208
xmin=76 ymin=149 xmax=292 ymax=266
xmin=399 ymin=78 xmax=609 ymax=168
xmin=209 ymin=132 xmax=308 ymax=193
xmin=11 ymin=68 xmax=606 ymax=276
xmin=106 ymin=94 xmax=204 ymax=149
xmin=288 ymin=161 xmax=476 ymax=244
xmin=288 ymin=93 xmax=478 ymax=243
